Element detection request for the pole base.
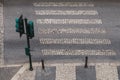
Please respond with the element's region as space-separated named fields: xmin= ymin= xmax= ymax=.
xmin=29 ymin=67 xmax=33 ymax=71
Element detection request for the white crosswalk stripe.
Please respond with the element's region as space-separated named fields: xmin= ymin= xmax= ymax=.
xmin=33 ymin=2 xmax=94 ymax=7
xmin=40 ymin=38 xmax=111 ymax=44
xmin=35 ymin=10 xmax=98 ymax=15
xmin=42 ymin=49 xmax=116 ymax=55
xmin=39 ymin=28 xmax=106 ymax=34
xmin=37 ymin=19 xmax=102 ymax=24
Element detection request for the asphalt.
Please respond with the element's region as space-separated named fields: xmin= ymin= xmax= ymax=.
xmin=3 ymin=0 xmax=120 ymax=65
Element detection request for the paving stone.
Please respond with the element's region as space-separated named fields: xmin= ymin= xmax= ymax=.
xmin=0 ymin=67 xmax=21 ymax=80
xmin=76 ymin=66 xmax=96 ymax=80
xmin=96 ymin=63 xmax=119 ymax=80
xmin=17 ymin=68 xmax=36 ymax=80
xmin=35 ymin=66 xmax=56 ymax=80
xmin=117 ymin=66 xmax=120 ymax=80
xmin=55 ymin=63 xmax=76 ymax=80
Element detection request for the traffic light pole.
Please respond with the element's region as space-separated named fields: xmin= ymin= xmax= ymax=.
xmin=25 ymin=18 xmax=33 ymax=71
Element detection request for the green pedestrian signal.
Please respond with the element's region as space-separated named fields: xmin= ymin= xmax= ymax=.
xmin=28 ymin=21 xmax=34 ymax=39
xmin=15 ymin=15 xmax=25 ymax=37
xmin=25 ymin=47 xmax=30 ymax=56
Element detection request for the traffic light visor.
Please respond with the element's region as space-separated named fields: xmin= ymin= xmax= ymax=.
xmin=15 ymin=18 xmax=19 ymax=23
xmin=29 ymin=21 xmax=33 ymax=26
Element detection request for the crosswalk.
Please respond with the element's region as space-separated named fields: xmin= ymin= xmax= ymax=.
xmin=0 ymin=2 xmax=3 ymax=66
xmin=11 ymin=62 xmax=120 ymax=80
xmin=34 ymin=1 xmax=116 ymax=56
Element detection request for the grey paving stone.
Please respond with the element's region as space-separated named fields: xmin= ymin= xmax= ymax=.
xmin=76 ymin=66 xmax=96 ymax=80
xmin=35 ymin=66 xmax=56 ymax=80
xmin=0 ymin=66 xmax=21 ymax=80
xmin=117 ymin=66 xmax=120 ymax=80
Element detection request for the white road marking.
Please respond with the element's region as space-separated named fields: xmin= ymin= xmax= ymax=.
xmin=35 ymin=10 xmax=98 ymax=15
xmin=33 ymin=2 xmax=94 ymax=7
xmin=42 ymin=49 xmax=116 ymax=55
xmin=17 ymin=69 xmax=36 ymax=80
xmin=37 ymin=19 xmax=102 ymax=24
xmin=56 ymin=64 xmax=76 ymax=80
xmin=0 ymin=64 xmax=22 ymax=68
xmin=39 ymin=28 xmax=106 ymax=34
xmin=0 ymin=3 xmax=3 ymax=66
xmin=40 ymin=38 xmax=111 ymax=44
xmin=96 ymin=63 xmax=119 ymax=80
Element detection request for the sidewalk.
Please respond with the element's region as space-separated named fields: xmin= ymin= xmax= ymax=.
xmin=5 ymin=62 xmax=120 ymax=80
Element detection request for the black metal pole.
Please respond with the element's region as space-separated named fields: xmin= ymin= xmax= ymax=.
xmin=84 ymin=56 xmax=88 ymax=68
xmin=25 ymin=18 xmax=33 ymax=71
xmin=41 ymin=59 xmax=45 ymax=70
xmin=28 ymin=53 xmax=33 ymax=71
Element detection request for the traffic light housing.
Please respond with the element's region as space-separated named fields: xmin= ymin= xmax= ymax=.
xmin=15 ymin=15 xmax=25 ymax=37
xmin=27 ymin=21 xmax=34 ymax=39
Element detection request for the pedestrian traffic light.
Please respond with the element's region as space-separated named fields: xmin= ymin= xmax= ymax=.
xmin=15 ymin=15 xmax=25 ymax=37
xmin=28 ymin=21 xmax=34 ymax=39
xmin=25 ymin=47 xmax=30 ymax=56
xmin=15 ymin=15 xmax=34 ymax=71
